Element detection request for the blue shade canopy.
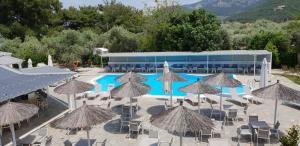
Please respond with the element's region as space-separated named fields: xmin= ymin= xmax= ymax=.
xmin=21 ymin=66 xmax=72 ymax=75
xmin=0 ymin=56 xmax=23 ymax=65
xmin=0 ymin=66 xmax=74 ymax=102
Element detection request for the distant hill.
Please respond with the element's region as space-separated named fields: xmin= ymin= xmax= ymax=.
xmin=183 ymin=0 xmax=263 ymax=17
xmin=225 ymin=0 xmax=300 ymax=22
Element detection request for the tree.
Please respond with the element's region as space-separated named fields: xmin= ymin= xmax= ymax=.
xmin=98 ymin=26 xmax=139 ymax=52
xmin=0 ymin=0 xmax=62 ymax=39
xmin=291 ymin=32 xmax=300 ymax=65
xmin=17 ymin=36 xmax=47 ymax=66
xmin=248 ymin=31 xmax=297 ymax=67
xmin=61 ymin=6 xmax=103 ymax=33
xmin=42 ymin=30 xmax=99 ymax=67
xmin=146 ymin=8 xmax=222 ymax=51
xmin=100 ymin=2 xmax=145 ymax=33
xmin=265 ymin=42 xmax=280 ymax=66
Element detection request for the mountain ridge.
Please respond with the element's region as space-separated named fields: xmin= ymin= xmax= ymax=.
xmin=183 ymin=0 xmax=300 ymax=22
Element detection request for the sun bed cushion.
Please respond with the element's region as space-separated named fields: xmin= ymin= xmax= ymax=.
xmin=226 ymin=96 xmax=249 ymax=105
xmin=242 ymin=95 xmax=263 ymax=104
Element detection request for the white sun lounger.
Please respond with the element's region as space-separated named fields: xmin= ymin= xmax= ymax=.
xmin=184 ymin=93 xmax=206 ymax=105
xmin=205 ymin=95 xmax=222 ymax=104
xmin=86 ymin=92 xmax=100 ymax=100
xmin=283 ymin=101 xmax=300 ymax=108
xmin=226 ymin=96 xmax=249 ymax=106
xmin=242 ymin=95 xmax=263 ymax=104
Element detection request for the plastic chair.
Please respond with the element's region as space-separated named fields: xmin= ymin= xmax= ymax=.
xmin=224 ymin=109 xmax=238 ymax=125
xmin=237 ymin=125 xmax=252 ymax=144
xmin=270 ymin=121 xmax=280 ymax=140
xmin=255 ymin=128 xmax=271 ymax=145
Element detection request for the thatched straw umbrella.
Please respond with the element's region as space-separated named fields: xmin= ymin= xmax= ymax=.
xmin=179 ymin=78 xmax=221 ymax=113
xmin=203 ymin=72 xmax=242 ymax=112
xmin=0 ymin=102 xmax=39 ymax=146
xmin=151 ymin=101 xmax=214 ymax=146
xmin=252 ymin=80 xmax=300 ymax=125
xmin=115 ymin=71 xmax=147 ymax=83
xmin=54 ymin=80 xmax=94 ymax=110
xmin=157 ymin=71 xmax=187 ymax=107
xmin=110 ymin=79 xmax=150 ymax=118
xmin=52 ymin=101 xmax=115 ymax=146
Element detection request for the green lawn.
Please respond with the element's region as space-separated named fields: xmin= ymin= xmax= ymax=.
xmin=282 ymin=74 xmax=300 ymax=85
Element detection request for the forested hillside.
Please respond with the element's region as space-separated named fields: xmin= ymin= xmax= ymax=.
xmin=226 ymin=0 xmax=300 ymax=22
xmin=0 ymin=0 xmax=299 ymax=68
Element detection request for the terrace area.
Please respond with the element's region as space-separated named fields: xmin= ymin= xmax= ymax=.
xmin=13 ymin=67 xmax=300 ymax=146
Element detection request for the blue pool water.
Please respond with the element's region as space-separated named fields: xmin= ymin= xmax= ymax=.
xmin=95 ymin=73 xmax=245 ymax=96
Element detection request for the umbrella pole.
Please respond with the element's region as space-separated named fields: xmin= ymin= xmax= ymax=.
xmin=170 ymin=80 xmax=173 ymax=107
xmin=130 ymin=97 xmax=133 ymax=118
xmin=197 ymin=93 xmax=200 ymax=113
xmin=86 ymin=129 xmax=91 ymax=146
xmin=68 ymin=94 xmax=71 ymax=110
xmin=0 ymin=127 xmax=2 ymax=146
xmin=180 ymin=133 xmax=183 ymax=146
xmin=220 ymin=87 xmax=223 ymax=120
xmin=274 ymin=98 xmax=278 ymax=125
xmin=73 ymin=94 xmax=77 ymax=109
xmin=9 ymin=124 xmax=16 ymax=146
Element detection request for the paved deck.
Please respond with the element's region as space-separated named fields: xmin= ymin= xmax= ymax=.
xmin=8 ymin=68 xmax=300 ymax=146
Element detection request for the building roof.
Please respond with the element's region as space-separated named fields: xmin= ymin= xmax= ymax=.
xmin=0 ymin=51 xmax=12 ymax=57
xmin=20 ymin=66 xmax=73 ymax=75
xmin=0 ymin=65 xmax=74 ymax=103
xmin=101 ymin=50 xmax=271 ymax=57
xmin=0 ymin=55 xmax=23 ymax=65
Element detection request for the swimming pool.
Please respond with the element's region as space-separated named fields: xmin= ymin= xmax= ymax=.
xmin=94 ymin=73 xmax=245 ymax=96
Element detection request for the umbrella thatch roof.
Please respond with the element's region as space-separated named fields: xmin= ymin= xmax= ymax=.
xmin=150 ymin=104 xmax=214 ymax=134
xmin=54 ymin=80 xmax=94 ymax=94
xmin=52 ymin=102 xmax=115 ymax=129
xmin=116 ymin=72 xmax=147 ymax=83
xmin=110 ymin=81 xmax=150 ymax=98
xmin=0 ymin=102 xmax=39 ymax=126
xmin=156 ymin=71 xmax=187 ymax=82
xmin=252 ymin=80 xmax=300 ymax=101
xmin=179 ymin=79 xmax=221 ymax=94
xmin=203 ymin=72 xmax=241 ymax=87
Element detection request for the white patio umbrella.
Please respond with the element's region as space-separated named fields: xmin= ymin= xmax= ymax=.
xmin=259 ymin=58 xmax=268 ymax=88
xmin=48 ymin=55 xmax=53 ymax=66
xmin=27 ymin=59 xmax=33 ymax=68
xmin=163 ymin=61 xmax=170 ymax=93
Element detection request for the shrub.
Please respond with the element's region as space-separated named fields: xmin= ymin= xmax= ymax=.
xmin=279 ymin=125 xmax=300 ymax=146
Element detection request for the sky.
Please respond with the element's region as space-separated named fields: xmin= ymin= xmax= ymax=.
xmin=60 ymin=0 xmax=200 ymax=9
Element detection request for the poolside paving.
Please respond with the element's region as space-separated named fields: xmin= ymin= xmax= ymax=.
xmin=11 ymin=68 xmax=300 ymax=146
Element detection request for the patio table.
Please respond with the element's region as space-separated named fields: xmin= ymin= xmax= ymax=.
xmin=208 ymin=138 xmax=231 ymax=146
xmin=250 ymin=121 xmax=270 ymax=129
